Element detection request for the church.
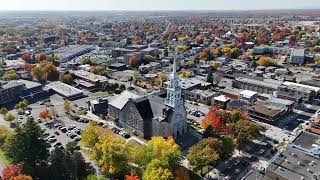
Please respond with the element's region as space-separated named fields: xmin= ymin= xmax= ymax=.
xmin=108 ymin=59 xmax=188 ymax=139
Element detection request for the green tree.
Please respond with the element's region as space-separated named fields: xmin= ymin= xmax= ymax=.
xmin=4 ymin=113 xmax=15 ymax=123
xmin=31 ymin=67 xmax=45 ymax=81
xmin=63 ymin=100 xmax=71 ymax=114
xmin=80 ymin=123 xmax=103 ymax=149
xmin=3 ymin=70 xmax=19 ymax=80
xmin=0 ymin=107 xmax=8 ymax=115
xmin=86 ymin=175 xmax=108 ymax=180
xmin=50 ymin=147 xmax=76 ymax=180
xmin=202 ymin=125 xmax=216 ymax=139
xmin=234 ymin=119 xmax=261 ymax=148
xmin=3 ymin=119 xmax=49 ymax=178
xmin=187 ymin=138 xmax=220 ymax=175
xmin=0 ymin=125 xmax=10 ymax=148
xmin=220 ymin=135 xmax=236 ymax=159
xmin=143 ymin=160 xmax=174 ymax=180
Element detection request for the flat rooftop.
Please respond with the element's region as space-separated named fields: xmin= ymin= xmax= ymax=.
xmin=46 ymin=81 xmax=83 ymax=98
xmin=266 ymin=147 xmax=320 ymax=180
xmin=235 ymin=77 xmax=281 ymax=90
xmin=291 ymin=131 xmax=320 ymax=150
xmin=72 ymin=70 xmax=108 ymax=83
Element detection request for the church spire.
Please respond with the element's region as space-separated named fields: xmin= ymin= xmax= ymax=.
xmin=165 ymin=54 xmax=183 ymax=108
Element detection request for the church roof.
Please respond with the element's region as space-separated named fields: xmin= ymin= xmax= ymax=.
xmin=109 ymin=90 xmax=142 ymax=110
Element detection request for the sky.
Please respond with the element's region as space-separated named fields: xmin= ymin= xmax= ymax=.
xmin=0 ymin=0 xmax=320 ymax=11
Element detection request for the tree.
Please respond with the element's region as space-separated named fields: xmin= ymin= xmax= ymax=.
xmin=175 ymin=45 xmax=188 ymax=53
xmin=50 ymin=147 xmax=76 ymax=180
xmin=234 ymin=119 xmax=261 ymax=148
xmin=143 ymin=160 xmax=174 ymax=180
xmin=31 ymin=67 xmax=45 ymax=81
xmin=3 ymin=70 xmax=19 ymax=80
xmin=220 ymin=135 xmax=236 ymax=159
xmin=4 ymin=113 xmax=15 ymax=123
xmin=80 ymin=123 xmax=103 ymax=149
xmin=85 ymin=175 xmax=107 ymax=180
xmin=42 ymin=63 xmax=60 ymax=81
xmin=39 ymin=110 xmax=50 ymax=121
xmin=73 ymin=151 xmax=93 ymax=179
xmin=63 ymin=100 xmax=71 ymax=114
xmin=126 ymin=175 xmax=140 ymax=180
xmin=2 ymin=165 xmax=32 ymax=180
xmin=143 ymin=55 xmax=155 ymax=63
xmin=256 ymin=56 xmax=276 ymax=67
xmin=93 ymin=132 xmax=130 ymax=178
xmin=36 ymin=54 xmax=46 ymax=61
xmin=3 ymin=119 xmax=49 ymax=178
xmin=0 ymin=106 xmax=8 ymax=115
xmin=20 ymin=54 xmax=31 ymax=61
xmin=212 ymin=61 xmax=220 ymax=69
xmin=0 ymin=125 xmax=10 ymax=147
xmin=230 ymin=48 xmax=242 ymax=59
xmin=187 ymin=138 xmax=220 ymax=175
xmin=133 ymin=137 xmax=182 ymax=174
xmin=61 ymin=74 xmax=74 ymax=84
xmin=129 ymin=55 xmax=138 ymax=67
xmin=203 ymin=125 xmax=216 ymax=139
xmin=14 ymin=99 xmax=29 ymax=112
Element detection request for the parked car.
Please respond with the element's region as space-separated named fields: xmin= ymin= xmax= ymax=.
xmin=54 ymin=131 xmax=60 ymax=135
xmin=54 ymin=142 xmax=62 ymax=147
xmin=25 ymin=111 xmax=31 ymax=115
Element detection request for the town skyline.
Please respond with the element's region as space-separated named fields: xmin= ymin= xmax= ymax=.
xmin=1 ymin=0 xmax=320 ymax=11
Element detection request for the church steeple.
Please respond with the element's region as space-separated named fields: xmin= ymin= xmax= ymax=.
xmin=165 ymin=55 xmax=183 ymax=108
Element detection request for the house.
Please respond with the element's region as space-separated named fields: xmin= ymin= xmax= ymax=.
xmin=289 ymin=48 xmax=305 ymax=64
xmin=212 ymin=95 xmax=230 ymax=109
xmin=239 ymin=90 xmax=258 ymax=104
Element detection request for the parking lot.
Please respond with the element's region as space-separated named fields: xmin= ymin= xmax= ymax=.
xmin=0 ymin=94 xmax=133 ymax=151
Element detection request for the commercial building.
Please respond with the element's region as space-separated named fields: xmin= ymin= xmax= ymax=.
xmin=184 ymin=89 xmax=216 ymax=105
xmin=233 ymin=77 xmax=281 ymax=95
xmin=265 ymin=131 xmax=320 ymax=180
xmin=71 ymin=70 xmax=109 ymax=88
xmin=0 ymin=80 xmax=45 ymax=105
xmin=53 ymin=45 xmax=95 ymax=62
xmin=46 ymin=81 xmax=83 ymax=100
xmin=278 ymin=82 xmax=319 ymax=102
xmin=289 ymin=48 xmax=305 ymax=64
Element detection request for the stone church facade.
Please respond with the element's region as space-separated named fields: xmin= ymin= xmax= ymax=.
xmin=108 ymin=59 xmax=188 ymax=139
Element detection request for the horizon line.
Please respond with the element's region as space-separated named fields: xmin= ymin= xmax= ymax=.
xmin=0 ymin=8 xmax=320 ymax=12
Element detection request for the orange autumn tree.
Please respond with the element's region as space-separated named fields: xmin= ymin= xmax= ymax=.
xmin=125 ymin=175 xmax=140 ymax=180
xmin=202 ymin=107 xmax=250 ymax=134
xmin=2 ymin=165 xmax=32 ymax=180
xmin=39 ymin=110 xmax=50 ymax=121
